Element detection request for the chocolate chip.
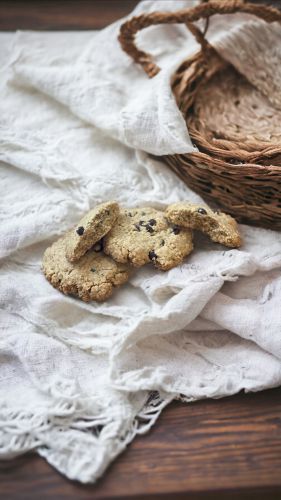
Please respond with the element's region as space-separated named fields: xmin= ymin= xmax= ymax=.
xmin=160 ymin=239 xmax=165 ymax=246
xmin=146 ymin=225 xmax=154 ymax=233
xmin=148 ymin=250 xmax=157 ymax=261
xmin=172 ymin=226 xmax=180 ymax=235
xmin=93 ymin=242 xmax=103 ymax=252
xmin=148 ymin=219 xmax=156 ymax=226
xmin=139 ymin=220 xmax=145 ymax=226
xmin=76 ymin=226 xmax=84 ymax=236
xmin=197 ymin=208 xmax=207 ymax=215
xmin=134 ymin=224 xmax=141 ymax=231
xmin=90 ymin=268 xmax=96 ymax=272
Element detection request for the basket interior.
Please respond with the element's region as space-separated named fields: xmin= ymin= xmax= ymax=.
xmin=191 ymin=66 xmax=281 ymax=150
xmin=173 ymin=49 xmax=281 ymax=167
xmin=168 ymin=48 xmax=281 ymax=230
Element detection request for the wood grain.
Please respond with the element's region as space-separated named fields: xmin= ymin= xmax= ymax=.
xmin=0 ymin=0 xmax=139 ymax=30
xmin=1 ymin=1 xmax=281 ymax=499
xmin=1 ymin=388 xmax=281 ymax=499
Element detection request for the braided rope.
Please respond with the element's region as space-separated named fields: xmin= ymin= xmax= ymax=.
xmin=119 ymin=0 xmax=281 ymax=77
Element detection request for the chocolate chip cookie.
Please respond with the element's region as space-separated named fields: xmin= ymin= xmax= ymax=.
xmin=103 ymin=207 xmax=193 ymax=270
xmin=65 ymin=201 xmax=119 ymax=263
xmin=43 ymin=236 xmax=130 ymax=302
xmin=165 ymin=203 xmax=241 ymax=248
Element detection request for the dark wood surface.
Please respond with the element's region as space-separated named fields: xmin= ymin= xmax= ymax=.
xmin=1 ymin=388 xmax=281 ymax=499
xmin=0 ymin=0 xmax=139 ymax=30
xmin=1 ymin=1 xmax=281 ymax=499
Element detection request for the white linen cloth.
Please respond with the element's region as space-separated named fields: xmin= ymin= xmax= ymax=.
xmin=0 ymin=0 xmax=281 ymax=484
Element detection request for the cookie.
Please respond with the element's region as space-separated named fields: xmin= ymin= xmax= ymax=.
xmin=42 ymin=237 xmax=130 ymax=302
xmin=103 ymin=207 xmax=193 ymax=270
xmin=65 ymin=201 xmax=119 ymax=263
xmin=165 ymin=202 xmax=241 ymax=248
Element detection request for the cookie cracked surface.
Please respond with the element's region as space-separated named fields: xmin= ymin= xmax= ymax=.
xmin=165 ymin=203 xmax=241 ymax=248
xmin=65 ymin=201 xmax=119 ymax=263
xmin=43 ymin=237 xmax=130 ymax=302
xmin=103 ymin=207 xmax=193 ymax=270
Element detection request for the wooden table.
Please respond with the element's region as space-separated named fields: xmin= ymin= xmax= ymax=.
xmin=1 ymin=2 xmax=281 ymax=499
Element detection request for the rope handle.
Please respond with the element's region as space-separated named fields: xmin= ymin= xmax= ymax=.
xmin=118 ymin=0 xmax=281 ymax=78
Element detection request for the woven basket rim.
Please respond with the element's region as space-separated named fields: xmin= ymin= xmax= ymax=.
xmin=118 ymin=0 xmax=281 ymax=229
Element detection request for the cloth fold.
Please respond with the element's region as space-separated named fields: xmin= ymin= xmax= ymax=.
xmin=0 ymin=0 xmax=281 ymax=484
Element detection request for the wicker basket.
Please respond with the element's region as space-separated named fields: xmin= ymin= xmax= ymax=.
xmin=119 ymin=0 xmax=281 ymax=229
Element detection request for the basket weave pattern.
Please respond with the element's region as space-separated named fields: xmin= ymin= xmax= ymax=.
xmin=119 ymin=0 xmax=281 ymax=229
